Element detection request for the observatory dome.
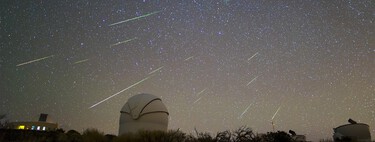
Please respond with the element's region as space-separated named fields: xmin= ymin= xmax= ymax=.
xmin=333 ymin=123 xmax=371 ymax=142
xmin=119 ymin=93 xmax=169 ymax=135
xmin=333 ymin=119 xmax=371 ymax=142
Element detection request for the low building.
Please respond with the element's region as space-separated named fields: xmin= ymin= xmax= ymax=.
xmin=289 ymin=130 xmax=307 ymax=142
xmin=333 ymin=119 xmax=371 ymax=142
xmin=9 ymin=121 xmax=57 ymax=131
xmin=9 ymin=113 xmax=58 ymax=131
xmin=293 ymin=135 xmax=306 ymax=142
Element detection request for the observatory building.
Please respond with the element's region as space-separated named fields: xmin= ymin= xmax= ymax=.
xmin=119 ymin=93 xmax=169 ymax=135
xmin=333 ymin=119 xmax=371 ymax=142
xmin=289 ymin=130 xmax=306 ymax=142
xmin=9 ymin=113 xmax=58 ymax=131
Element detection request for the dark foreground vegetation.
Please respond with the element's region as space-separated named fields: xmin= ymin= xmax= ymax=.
xmin=0 ymin=126 xmax=302 ymax=142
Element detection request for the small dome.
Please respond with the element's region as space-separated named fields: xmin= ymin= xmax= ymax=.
xmin=119 ymin=93 xmax=169 ymax=135
xmin=333 ymin=123 xmax=371 ymax=141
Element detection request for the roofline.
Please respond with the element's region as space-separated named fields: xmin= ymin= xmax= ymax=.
xmin=139 ymin=98 xmax=162 ymax=114
xmin=334 ymin=123 xmax=369 ymax=130
xmin=120 ymin=111 xmax=169 ymax=120
xmin=10 ymin=121 xmax=57 ymax=124
xmin=120 ymin=98 xmax=169 ymax=120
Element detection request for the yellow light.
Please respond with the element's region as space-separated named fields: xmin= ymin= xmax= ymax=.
xmin=18 ymin=125 xmax=25 ymax=129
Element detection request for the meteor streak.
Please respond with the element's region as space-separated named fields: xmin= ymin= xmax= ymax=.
xmin=110 ymin=37 xmax=137 ymax=48
xmin=192 ymin=88 xmax=208 ymax=104
xmin=89 ymin=74 xmax=155 ymax=109
xmin=148 ymin=66 xmax=164 ymax=75
xmin=193 ymin=97 xmax=202 ymax=104
xmin=247 ymin=52 xmax=259 ymax=61
xmin=73 ymin=59 xmax=89 ymax=64
xmin=247 ymin=76 xmax=259 ymax=86
xmin=238 ymin=103 xmax=253 ymax=119
xmin=16 ymin=55 xmax=54 ymax=67
xmin=270 ymin=106 xmax=282 ymax=131
xmin=184 ymin=56 xmax=194 ymax=61
xmin=109 ymin=10 xmax=162 ymax=26
xmin=271 ymin=106 xmax=281 ymax=120
xmin=196 ymin=88 xmax=207 ymax=96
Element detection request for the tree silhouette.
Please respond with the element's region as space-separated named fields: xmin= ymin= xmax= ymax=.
xmin=215 ymin=130 xmax=232 ymax=142
xmin=194 ymin=130 xmax=214 ymax=142
xmin=66 ymin=130 xmax=83 ymax=142
xmin=261 ymin=131 xmax=295 ymax=142
xmin=0 ymin=114 xmax=9 ymax=129
xmin=82 ymin=128 xmax=108 ymax=142
xmin=232 ymin=126 xmax=260 ymax=142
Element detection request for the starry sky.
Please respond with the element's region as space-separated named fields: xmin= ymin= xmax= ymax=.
xmin=0 ymin=0 xmax=374 ymax=141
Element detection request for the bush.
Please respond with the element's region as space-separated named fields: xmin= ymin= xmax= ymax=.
xmin=0 ymin=127 xmax=300 ymax=142
xmin=82 ymin=128 xmax=108 ymax=142
xmin=260 ymin=131 xmax=295 ymax=142
xmin=67 ymin=130 xmax=83 ymax=142
xmin=0 ymin=114 xmax=9 ymax=129
xmin=215 ymin=130 xmax=232 ymax=142
xmin=115 ymin=129 xmax=186 ymax=142
xmin=232 ymin=126 xmax=259 ymax=142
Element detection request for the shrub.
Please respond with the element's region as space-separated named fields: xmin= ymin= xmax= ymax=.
xmin=82 ymin=128 xmax=108 ymax=142
xmin=260 ymin=131 xmax=295 ymax=142
xmin=67 ymin=129 xmax=83 ymax=142
xmin=115 ymin=130 xmax=186 ymax=142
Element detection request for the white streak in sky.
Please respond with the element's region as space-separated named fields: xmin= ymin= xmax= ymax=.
xmin=110 ymin=37 xmax=137 ymax=48
xmin=247 ymin=52 xmax=259 ymax=61
xmin=238 ymin=103 xmax=253 ymax=119
xmin=184 ymin=56 xmax=194 ymax=61
xmin=271 ymin=106 xmax=281 ymax=120
xmin=247 ymin=76 xmax=259 ymax=86
xmin=192 ymin=88 xmax=208 ymax=104
xmin=16 ymin=55 xmax=54 ymax=67
xmin=73 ymin=59 xmax=89 ymax=64
xmin=148 ymin=66 xmax=164 ymax=75
xmin=109 ymin=10 xmax=161 ymax=26
xmin=89 ymin=74 xmax=155 ymax=109
xmin=193 ymin=97 xmax=202 ymax=104
xmin=196 ymin=88 xmax=207 ymax=96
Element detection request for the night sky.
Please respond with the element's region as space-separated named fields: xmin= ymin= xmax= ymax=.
xmin=1 ymin=0 xmax=374 ymax=141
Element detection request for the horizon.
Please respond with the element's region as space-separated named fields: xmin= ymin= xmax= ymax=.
xmin=1 ymin=118 xmax=374 ymax=141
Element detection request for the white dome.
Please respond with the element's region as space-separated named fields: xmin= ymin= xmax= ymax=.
xmin=118 ymin=93 xmax=169 ymax=135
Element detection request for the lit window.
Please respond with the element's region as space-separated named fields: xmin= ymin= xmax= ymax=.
xmin=42 ymin=126 xmax=46 ymax=131
xmin=18 ymin=125 xmax=25 ymax=129
xmin=37 ymin=126 xmax=40 ymax=130
xmin=31 ymin=126 xmax=35 ymax=130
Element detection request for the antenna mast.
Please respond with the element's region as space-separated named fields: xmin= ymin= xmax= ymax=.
xmin=270 ymin=106 xmax=281 ymax=132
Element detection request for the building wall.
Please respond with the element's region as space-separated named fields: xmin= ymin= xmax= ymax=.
xmin=333 ymin=123 xmax=371 ymax=142
xmin=9 ymin=122 xmax=58 ymax=131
